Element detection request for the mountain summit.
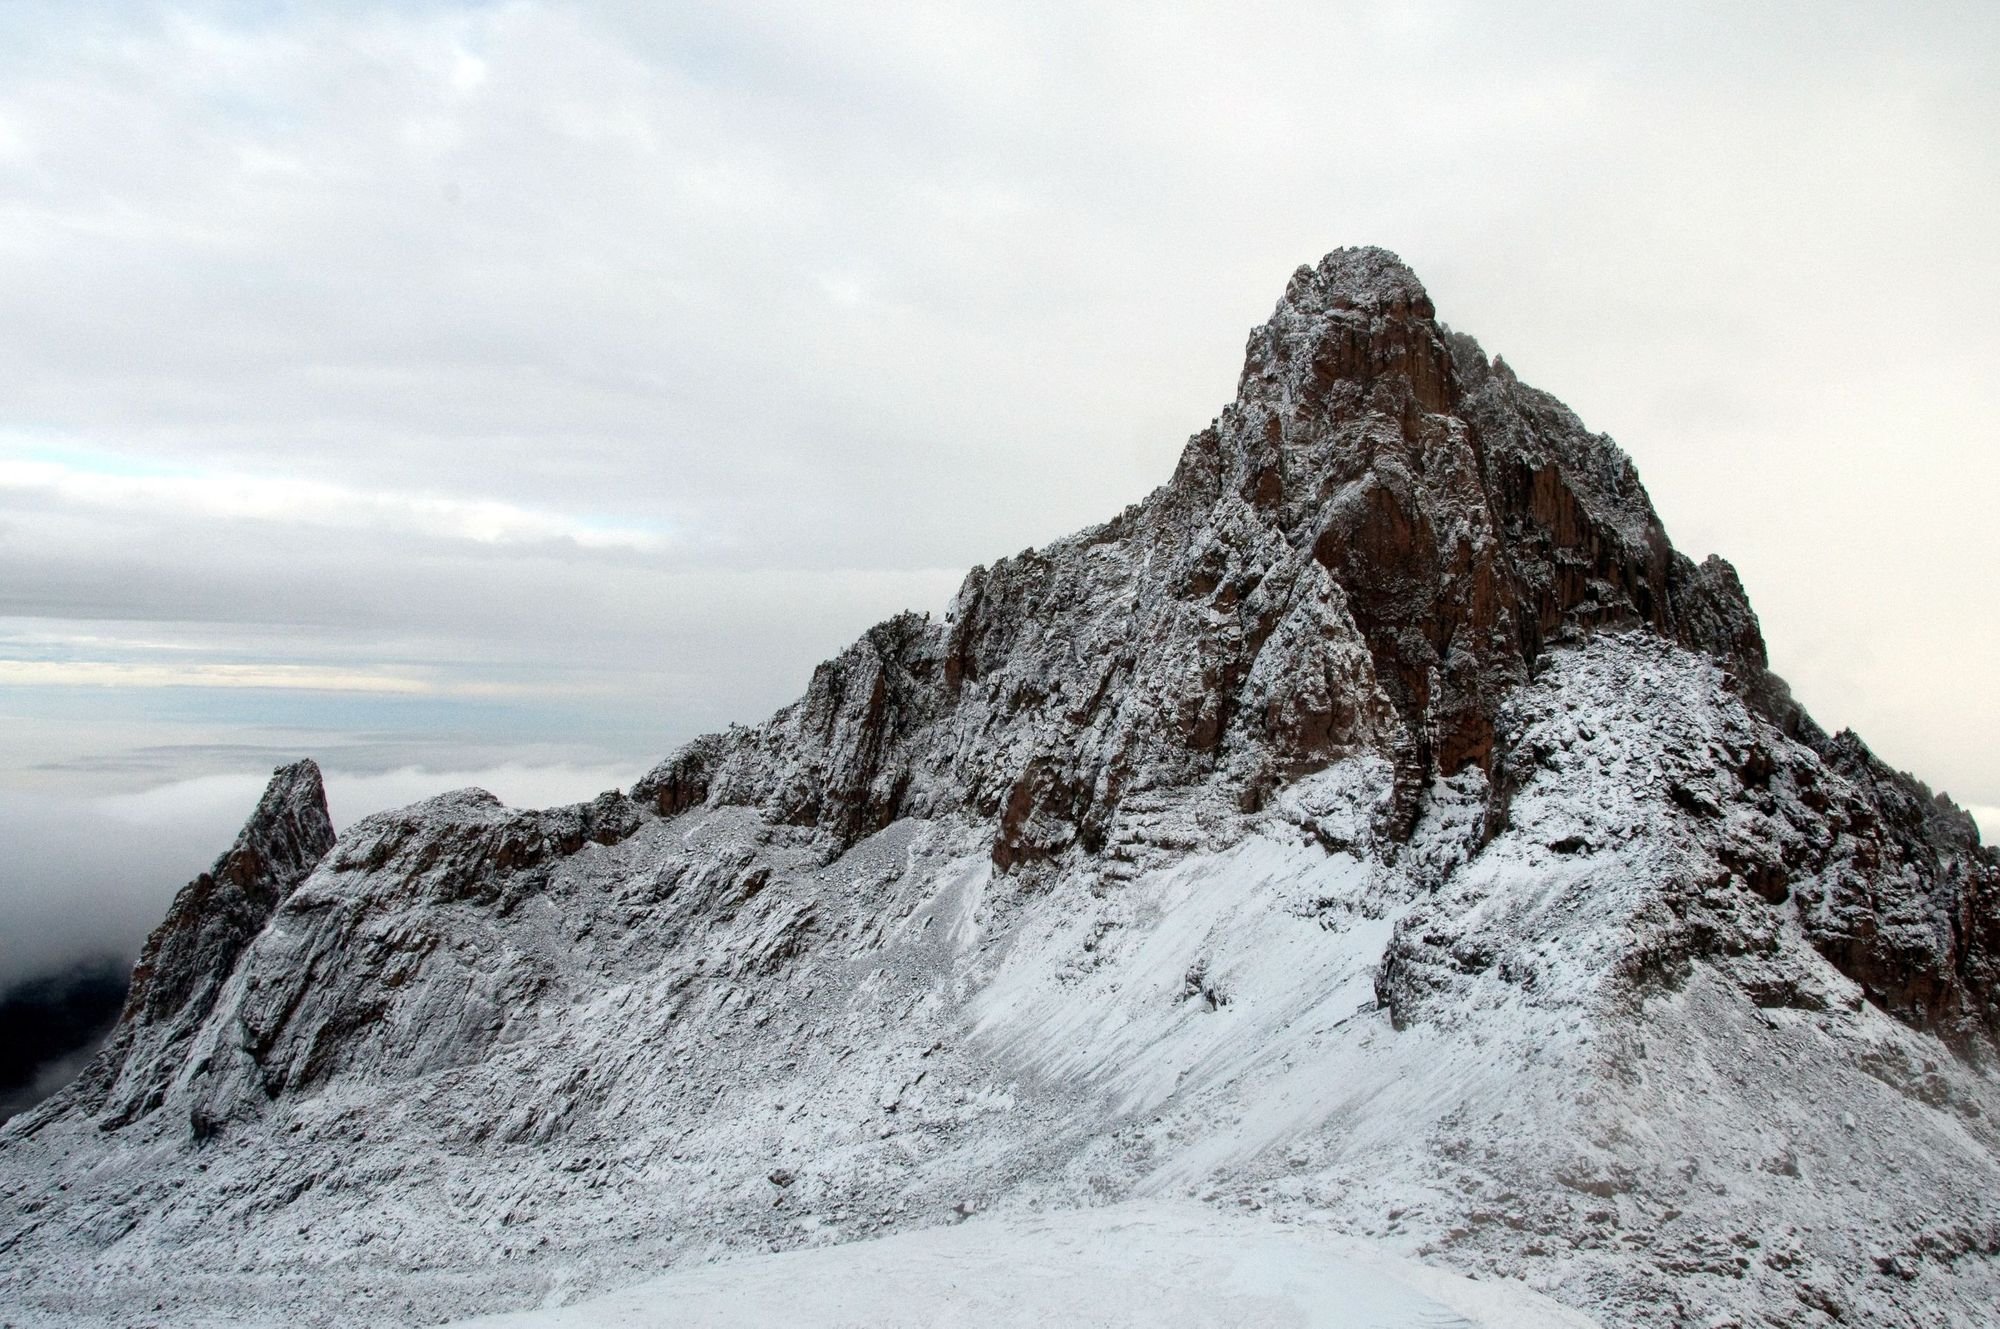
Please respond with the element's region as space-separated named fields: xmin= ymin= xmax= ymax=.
xmin=4 ymin=251 xmax=1996 ymax=1328
xmin=638 ymin=247 xmax=1773 ymax=851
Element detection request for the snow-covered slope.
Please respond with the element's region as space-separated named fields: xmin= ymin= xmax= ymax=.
xmin=451 ymin=1201 xmax=1603 ymax=1329
xmin=4 ymin=250 xmax=1996 ymax=1328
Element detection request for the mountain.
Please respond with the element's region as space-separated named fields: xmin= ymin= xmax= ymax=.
xmin=4 ymin=249 xmax=1996 ymax=1328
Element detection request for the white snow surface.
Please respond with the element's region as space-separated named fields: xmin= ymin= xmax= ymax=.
xmin=452 ymin=1200 xmax=1600 ymax=1329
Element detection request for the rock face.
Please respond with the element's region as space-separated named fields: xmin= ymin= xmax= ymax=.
xmin=3 ymin=251 xmax=1997 ymax=1329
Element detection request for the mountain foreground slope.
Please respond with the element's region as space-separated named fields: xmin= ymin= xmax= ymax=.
xmin=452 ymin=1199 xmax=1601 ymax=1329
xmin=4 ymin=249 xmax=1997 ymax=1328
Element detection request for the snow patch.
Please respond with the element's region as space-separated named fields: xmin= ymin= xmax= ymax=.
xmin=452 ymin=1200 xmax=1601 ymax=1329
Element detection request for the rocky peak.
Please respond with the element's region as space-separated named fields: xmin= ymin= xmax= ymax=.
xmin=1237 ymin=246 xmax=1456 ymax=417
xmin=623 ymin=249 xmax=1995 ymax=1055
xmin=638 ymin=249 xmax=1784 ymax=859
xmin=133 ymin=759 xmax=334 ymax=1016
xmin=41 ymin=760 xmax=335 ymax=1132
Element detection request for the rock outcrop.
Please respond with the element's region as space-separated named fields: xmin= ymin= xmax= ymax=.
xmin=3 ymin=250 xmax=1996 ymax=1329
xmin=23 ymin=760 xmax=335 ymax=1135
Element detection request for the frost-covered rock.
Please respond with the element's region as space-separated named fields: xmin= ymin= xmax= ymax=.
xmin=16 ymin=759 xmax=336 ymax=1137
xmin=3 ymin=250 xmax=1997 ymax=1329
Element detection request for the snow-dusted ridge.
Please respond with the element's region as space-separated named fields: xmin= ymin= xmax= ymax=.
xmin=4 ymin=249 xmax=1996 ymax=1328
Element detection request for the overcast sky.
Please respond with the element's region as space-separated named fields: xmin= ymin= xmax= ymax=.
xmin=2 ymin=0 xmax=1996 ymax=984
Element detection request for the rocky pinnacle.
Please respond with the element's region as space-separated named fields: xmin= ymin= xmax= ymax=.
xmin=42 ymin=759 xmax=336 ymax=1133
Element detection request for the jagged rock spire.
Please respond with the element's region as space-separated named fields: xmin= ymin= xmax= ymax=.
xmin=1238 ymin=246 xmax=1455 ymax=414
xmin=60 ymin=760 xmax=335 ymax=1131
xmin=637 ymin=247 xmax=1780 ymax=853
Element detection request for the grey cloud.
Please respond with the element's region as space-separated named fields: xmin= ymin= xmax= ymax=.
xmin=0 ymin=788 xmax=232 ymax=987
xmin=0 ymin=505 xmax=963 ymax=687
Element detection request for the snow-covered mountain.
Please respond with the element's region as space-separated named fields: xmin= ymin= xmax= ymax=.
xmin=5 ymin=249 xmax=1996 ymax=1328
